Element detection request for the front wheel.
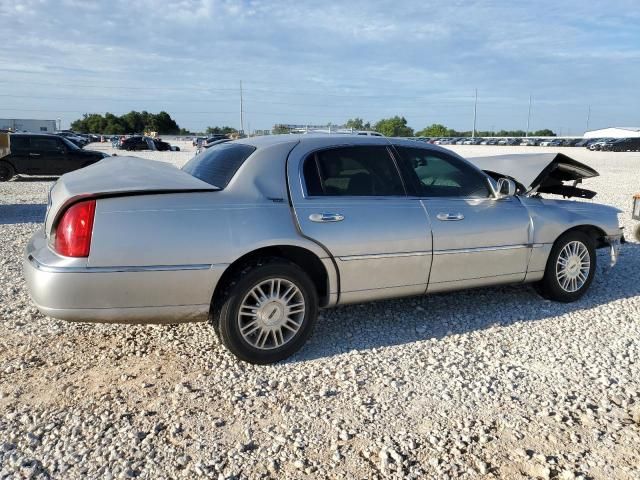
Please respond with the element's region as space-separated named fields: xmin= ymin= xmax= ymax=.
xmin=0 ymin=161 xmax=15 ymax=182
xmin=535 ymin=231 xmax=596 ymax=302
xmin=215 ymin=258 xmax=318 ymax=364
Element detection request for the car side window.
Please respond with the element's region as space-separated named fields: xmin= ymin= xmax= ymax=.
xmin=303 ymin=146 xmax=405 ymax=196
xmin=395 ymin=146 xmax=490 ymax=198
xmin=31 ymin=137 xmax=62 ymax=152
xmin=9 ymin=136 xmax=29 ymax=150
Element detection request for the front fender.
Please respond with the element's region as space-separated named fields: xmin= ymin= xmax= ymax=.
xmin=520 ymin=197 xmax=622 ymax=244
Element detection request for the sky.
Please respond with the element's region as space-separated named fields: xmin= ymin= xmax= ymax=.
xmin=0 ymin=0 xmax=639 ymax=134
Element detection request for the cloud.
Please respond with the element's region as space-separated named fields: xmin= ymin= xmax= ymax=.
xmin=0 ymin=0 xmax=638 ymax=132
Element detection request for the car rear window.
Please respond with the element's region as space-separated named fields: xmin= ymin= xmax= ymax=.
xmin=182 ymin=142 xmax=256 ymax=189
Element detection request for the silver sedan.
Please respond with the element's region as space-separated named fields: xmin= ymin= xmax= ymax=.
xmin=24 ymin=135 xmax=623 ymax=363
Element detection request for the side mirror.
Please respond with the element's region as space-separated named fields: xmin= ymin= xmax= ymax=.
xmin=496 ymin=178 xmax=517 ymax=197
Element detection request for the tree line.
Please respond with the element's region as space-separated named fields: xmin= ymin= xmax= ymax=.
xmin=273 ymin=117 xmax=556 ymax=137
xmin=71 ymin=111 xmax=181 ymax=135
xmin=343 ymin=117 xmax=556 ymax=138
xmin=70 ymin=111 xmax=556 ymax=138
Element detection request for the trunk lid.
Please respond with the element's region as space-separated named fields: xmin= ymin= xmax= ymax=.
xmin=467 ymin=153 xmax=599 ymax=198
xmin=45 ymin=156 xmax=217 ymax=235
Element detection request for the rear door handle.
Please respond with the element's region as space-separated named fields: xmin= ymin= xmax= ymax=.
xmin=309 ymin=213 xmax=345 ymax=223
xmin=29 ymin=153 xmax=41 ymax=157
xmin=436 ymin=212 xmax=464 ymax=221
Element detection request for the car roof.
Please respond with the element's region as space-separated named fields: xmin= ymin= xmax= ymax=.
xmin=234 ymin=133 xmax=464 ymax=154
xmin=10 ymin=132 xmax=59 ymax=138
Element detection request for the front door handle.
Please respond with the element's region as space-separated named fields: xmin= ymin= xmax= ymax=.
xmin=436 ymin=212 xmax=464 ymax=221
xmin=309 ymin=213 xmax=345 ymax=223
xmin=29 ymin=153 xmax=41 ymax=157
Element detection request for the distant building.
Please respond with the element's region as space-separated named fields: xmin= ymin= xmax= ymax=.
xmin=584 ymin=127 xmax=640 ymax=139
xmin=0 ymin=118 xmax=57 ymax=133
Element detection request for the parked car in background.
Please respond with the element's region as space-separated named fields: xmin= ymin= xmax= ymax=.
xmin=589 ymin=139 xmax=615 ymax=151
xmin=23 ymin=135 xmax=622 ymax=363
xmin=55 ymin=131 xmax=88 ymax=148
xmin=0 ymin=133 xmax=109 ymax=181
xmin=602 ymin=137 xmax=640 ymax=152
xmin=154 ymin=138 xmax=181 ymax=151
xmin=192 ymin=136 xmax=207 ymax=147
xmin=520 ymin=138 xmax=539 ymax=146
xmin=119 ymin=136 xmax=148 ymax=151
xmin=498 ymin=138 xmax=520 ymax=146
xmin=119 ymin=136 xmax=179 ymax=152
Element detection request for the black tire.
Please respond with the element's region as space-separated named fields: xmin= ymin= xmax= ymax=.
xmin=213 ymin=258 xmax=318 ymax=364
xmin=0 ymin=161 xmax=15 ymax=182
xmin=535 ymin=231 xmax=596 ymax=302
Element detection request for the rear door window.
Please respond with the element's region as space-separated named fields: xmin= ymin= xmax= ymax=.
xmin=31 ymin=137 xmax=62 ymax=152
xmin=182 ymin=142 xmax=256 ymax=188
xmin=303 ymin=146 xmax=405 ymax=196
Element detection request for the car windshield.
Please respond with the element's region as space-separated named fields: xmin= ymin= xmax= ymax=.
xmin=60 ymin=136 xmax=80 ymax=150
xmin=182 ymin=142 xmax=256 ymax=188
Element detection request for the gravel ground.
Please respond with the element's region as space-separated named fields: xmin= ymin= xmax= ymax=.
xmin=1 ymin=143 xmax=639 ymax=479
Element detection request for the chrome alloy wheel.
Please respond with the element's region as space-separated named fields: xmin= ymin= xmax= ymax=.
xmin=238 ymin=278 xmax=306 ymax=350
xmin=556 ymin=240 xmax=591 ymax=293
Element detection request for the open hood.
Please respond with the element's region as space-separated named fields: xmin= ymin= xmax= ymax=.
xmin=467 ymin=153 xmax=599 ymax=199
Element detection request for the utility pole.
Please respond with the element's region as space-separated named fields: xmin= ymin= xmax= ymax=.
xmin=585 ymin=105 xmax=591 ymax=133
xmin=472 ymin=88 xmax=478 ymax=138
xmin=239 ymin=80 xmax=244 ymax=135
xmin=526 ymin=95 xmax=532 ymax=137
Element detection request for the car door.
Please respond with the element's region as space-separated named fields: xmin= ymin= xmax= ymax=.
xmin=393 ymin=145 xmax=532 ymax=292
xmin=6 ymin=135 xmax=30 ymax=174
xmin=28 ymin=136 xmax=67 ymax=175
xmin=288 ymin=142 xmax=433 ymax=304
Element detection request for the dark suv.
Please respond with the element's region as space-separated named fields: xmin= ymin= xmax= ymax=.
xmin=0 ymin=133 xmax=109 ymax=181
xmin=120 ymin=136 xmax=180 ymax=151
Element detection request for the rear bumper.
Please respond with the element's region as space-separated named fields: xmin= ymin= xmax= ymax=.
xmin=23 ymin=229 xmax=226 ymax=324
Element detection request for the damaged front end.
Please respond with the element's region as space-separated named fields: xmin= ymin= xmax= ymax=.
xmin=468 ymin=153 xmax=599 ymax=199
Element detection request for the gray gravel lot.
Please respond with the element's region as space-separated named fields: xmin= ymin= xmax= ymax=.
xmin=1 ymin=143 xmax=639 ymax=479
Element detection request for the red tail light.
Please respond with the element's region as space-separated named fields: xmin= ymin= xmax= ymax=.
xmin=54 ymin=200 xmax=96 ymax=257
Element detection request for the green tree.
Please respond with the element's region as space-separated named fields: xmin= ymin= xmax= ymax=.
xmin=272 ymin=124 xmax=291 ymax=134
xmin=206 ymin=126 xmax=237 ymax=135
xmin=345 ymin=118 xmax=365 ymax=131
xmin=152 ymin=111 xmax=180 ymax=134
xmin=373 ymin=116 xmax=414 ymax=137
xmin=69 ymin=111 xmax=182 ymax=134
xmin=533 ymin=129 xmax=556 ymax=136
xmin=415 ymin=123 xmax=450 ymax=137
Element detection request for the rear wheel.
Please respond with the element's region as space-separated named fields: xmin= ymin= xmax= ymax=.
xmin=0 ymin=162 xmax=15 ymax=182
xmin=214 ymin=258 xmax=318 ymax=364
xmin=535 ymin=231 xmax=596 ymax=302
